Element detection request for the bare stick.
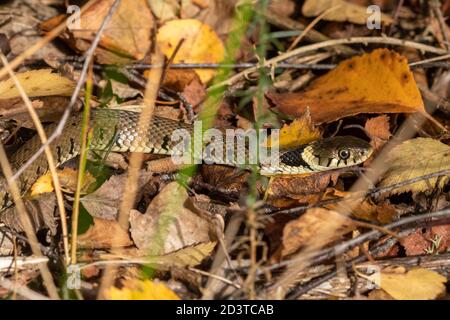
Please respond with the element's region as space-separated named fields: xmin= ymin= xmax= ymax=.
xmin=0 ymin=54 xmax=70 ymax=264
xmin=209 ymin=36 xmax=448 ymax=91
xmin=0 ymin=0 xmax=96 ymax=81
xmin=0 ymin=144 xmax=59 ymax=299
xmin=11 ymin=0 xmax=121 ymax=182
xmin=97 ymin=51 xmax=164 ymax=299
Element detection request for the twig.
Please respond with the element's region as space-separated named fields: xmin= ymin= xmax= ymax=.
xmin=97 ymin=51 xmax=164 ymax=299
xmin=287 ymin=4 xmax=343 ymax=51
xmin=285 ymin=211 xmax=450 ymax=300
xmin=71 ymin=64 xmax=93 ymax=265
xmin=209 ymin=37 xmax=448 ymax=91
xmin=0 ymin=0 xmax=96 ymax=81
xmin=189 ymin=267 xmax=241 ymax=289
xmin=0 ymin=144 xmax=59 ymax=299
xmin=430 ymin=0 xmax=450 ymax=51
xmin=0 ymin=278 xmax=50 ymax=300
xmin=264 ymin=10 xmax=356 ymax=55
xmin=11 ymin=0 xmax=121 ymax=182
xmin=0 ymin=54 xmax=70 ymax=264
xmin=267 ymin=166 xmax=450 ymax=217
xmin=271 ymin=209 xmax=450 ymax=272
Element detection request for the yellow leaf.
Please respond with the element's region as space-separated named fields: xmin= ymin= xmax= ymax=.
xmin=302 ymin=0 xmax=393 ymax=25
xmin=370 ymin=268 xmax=447 ymax=300
xmin=378 ymin=138 xmax=450 ymax=195
xmin=0 ymin=69 xmax=75 ymax=99
xmin=30 ymin=168 xmax=96 ymax=197
xmin=156 ymin=19 xmax=225 ymax=83
xmin=108 ymin=279 xmax=180 ymax=300
xmin=265 ymin=111 xmax=321 ymax=149
xmin=267 ymin=49 xmax=425 ymax=124
xmin=31 ymin=173 xmax=54 ymax=197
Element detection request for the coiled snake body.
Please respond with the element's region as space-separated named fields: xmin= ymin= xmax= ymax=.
xmin=0 ymin=109 xmax=373 ymax=211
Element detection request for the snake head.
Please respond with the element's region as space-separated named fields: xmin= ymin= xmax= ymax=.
xmin=304 ymin=136 xmax=373 ymax=170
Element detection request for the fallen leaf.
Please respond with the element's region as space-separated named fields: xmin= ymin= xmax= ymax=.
xmin=0 ymin=193 xmax=57 ymax=235
xmin=0 ymin=69 xmax=75 ymax=99
xmin=157 ymin=19 xmax=225 ymax=83
xmin=162 ymin=69 xmax=201 ymax=92
xmin=302 ymin=0 xmax=393 ymax=25
xmin=365 ymin=115 xmax=391 ymax=151
xmin=69 ymin=0 xmax=153 ymax=64
xmin=265 ymin=110 xmax=321 ymax=149
xmin=279 ymin=208 xmax=355 ymax=258
xmin=129 ymin=182 xmax=215 ymax=254
xmin=31 ymin=168 xmax=96 ymax=196
xmin=367 ymin=268 xmax=447 ymax=300
xmin=267 ymin=49 xmax=425 ymax=124
xmin=108 ymin=279 xmax=180 ymax=300
xmin=265 ymin=173 xmax=339 ymax=208
xmin=182 ymin=76 xmax=207 ymax=109
xmin=378 ymin=138 xmax=450 ymax=195
xmin=401 ymin=224 xmax=450 ymax=255
xmin=77 ymin=218 xmax=133 ymax=249
xmin=81 ymin=171 xmax=153 ymax=220
xmin=148 ymin=0 xmax=179 ymax=22
xmin=324 ymin=189 xmax=398 ymax=223
xmin=269 ymin=0 xmax=296 ymax=17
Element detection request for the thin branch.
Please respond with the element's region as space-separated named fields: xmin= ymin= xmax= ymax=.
xmin=11 ymin=0 xmax=121 ymax=182
xmin=0 ymin=144 xmax=59 ymax=299
xmin=209 ymin=36 xmax=448 ymax=91
xmin=268 ymin=167 xmax=450 ymax=217
xmin=97 ymin=51 xmax=164 ymax=299
xmin=0 ymin=0 xmax=96 ymax=80
xmin=0 ymin=54 xmax=70 ymax=265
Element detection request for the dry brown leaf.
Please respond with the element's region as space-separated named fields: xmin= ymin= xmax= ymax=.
xmin=69 ymin=0 xmax=153 ymax=64
xmin=367 ymin=268 xmax=447 ymax=300
xmin=365 ymin=115 xmax=391 ymax=152
xmin=378 ymin=138 xmax=450 ymax=195
xmin=77 ymin=218 xmax=133 ymax=249
xmin=80 ymin=171 xmax=153 ymax=220
xmin=401 ymin=224 xmax=450 ymax=256
xmin=267 ymin=49 xmax=425 ymax=124
xmin=279 ymin=208 xmax=355 ymax=258
xmin=0 ymin=69 xmax=75 ymax=99
xmin=324 ymin=189 xmax=398 ymax=223
xmin=302 ymin=0 xmax=393 ymax=25
xmin=265 ymin=173 xmax=339 ymax=208
xmin=108 ymin=279 xmax=180 ymax=300
xmin=162 ymin=69 xmax=201 ymax=92
xmin=157 ymin=19 xmax=225 ymax=83
xmin=129 ymin=182 xmax=214 ymax=254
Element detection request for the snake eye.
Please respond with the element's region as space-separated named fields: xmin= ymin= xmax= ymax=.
xmin=338 ymin=149 xmax=350 ymax=160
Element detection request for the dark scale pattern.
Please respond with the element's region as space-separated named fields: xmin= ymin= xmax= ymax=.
xmin=279 ymin=146 xmax=313 ymax=171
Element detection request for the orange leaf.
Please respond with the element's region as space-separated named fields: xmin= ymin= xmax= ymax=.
xmin=265 ymin=110 xmax=321 ymax=149
xmin=267 ymin=49 xmax=425 ymax=124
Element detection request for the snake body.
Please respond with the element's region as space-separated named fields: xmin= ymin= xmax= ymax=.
xmin=0 ymin=108 xmax=373 ymax=211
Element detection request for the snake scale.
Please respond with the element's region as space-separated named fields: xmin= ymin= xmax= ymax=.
xmin=0 ymin=108 xmax=373 ymax=211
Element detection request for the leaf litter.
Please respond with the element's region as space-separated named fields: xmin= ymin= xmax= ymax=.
xmin=0 ymin=0 xmax=449 ymax=301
